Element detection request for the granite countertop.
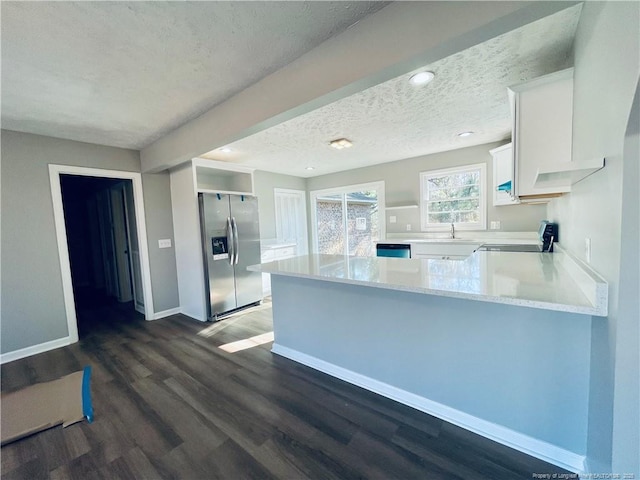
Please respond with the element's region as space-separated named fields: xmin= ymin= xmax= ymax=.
xmin=249 ymin=250 xmax=608 ymax=316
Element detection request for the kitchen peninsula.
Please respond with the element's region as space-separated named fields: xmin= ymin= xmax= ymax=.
xmin=249 ymin=250 xmax=608 ymax=473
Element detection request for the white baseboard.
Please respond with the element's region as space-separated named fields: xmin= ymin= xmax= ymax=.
xmin=1 ymin=337 xmax=73 ymax=364
xmin=272 ymin=343 xmax=587 ymax=474
xmin=151 ymin=307 xmax=182 ymax=320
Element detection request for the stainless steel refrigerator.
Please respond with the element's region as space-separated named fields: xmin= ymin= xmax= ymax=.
xmin=198 ymin=192 xmax=262 ymax=321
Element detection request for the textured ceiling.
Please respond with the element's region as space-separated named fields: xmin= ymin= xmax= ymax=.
xmin=1 ymin=1 xmax=387 ymax=149
xmin=202 ymin=4 xmax=582 ymax=178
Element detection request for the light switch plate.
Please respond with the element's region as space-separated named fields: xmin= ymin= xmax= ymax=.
xmin=158 ymin=239 xmax=172 ymax=249
xmin=406 ymin=224 xmax=412 ymax=231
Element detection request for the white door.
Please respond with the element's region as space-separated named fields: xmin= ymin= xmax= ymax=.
xmin=110 ymin=184 xmax=133 ymax=303
xmin=311 ymin=182 xmax=385 ymax=256
xmin=274 ymin=188 xmax=309 ymax=255
xmin=123 ymin=181 xmax=145 ymax=314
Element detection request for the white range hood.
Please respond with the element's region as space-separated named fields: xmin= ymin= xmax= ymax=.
xmin=534 ymin=158 xmax=605 ymax=189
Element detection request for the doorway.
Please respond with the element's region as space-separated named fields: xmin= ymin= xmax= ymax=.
xmin=310 ymin=181 xmax=385 ymax=256
xmin=274 ymin=188 xmax=309 ymax=255
xmin=49 ymin=165 xmax=154 ymax=344
xmin=60 ymin=175 xmax=143 ymax=336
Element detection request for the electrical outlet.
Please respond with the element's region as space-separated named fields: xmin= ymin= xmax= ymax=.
xmin=490 ymin=221 xmax=501 ymax=230
xmin=406 ymin=224 xmax=412 ymax=231
xmin=389 ymin=215 xmax=397 ymax=224
xmin=585 ymin=238 xmax=591 ymax=263
xmin=158 ymin=239 xmax=172 ymax=249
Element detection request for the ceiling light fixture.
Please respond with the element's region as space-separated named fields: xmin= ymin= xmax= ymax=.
xmin=329 ymin=138 xmax=353 ymax=150
xmin=409 ymin=71 xmax=435 ymax=86
xmin=305 ymin=166 xmax=315 ymax=171
xmin=220 ymin=147 xmax=232 ymax=153
xmin=457 ymin=131 xmax=474 ymax=138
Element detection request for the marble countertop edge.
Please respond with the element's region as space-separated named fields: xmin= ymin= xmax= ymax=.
xmin=250 ymin=251 xmax=608 ymax=317
xmin=256 ymin=266 xmax=604 ymax=315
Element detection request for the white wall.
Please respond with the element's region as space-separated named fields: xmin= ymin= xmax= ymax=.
xmin=307 ymin=141 xmax=547 ymax=235
xmin=546 ymin=1 xmax=640 ymax=474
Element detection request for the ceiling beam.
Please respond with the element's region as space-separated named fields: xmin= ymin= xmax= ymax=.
xmin=140 ymin=1 xmax=578 ymax=173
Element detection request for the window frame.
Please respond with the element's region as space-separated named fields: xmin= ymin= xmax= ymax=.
xmin=310 ymin=181 xmax=386 ymax=255
xmin=419 ymin=163 xmax=487 ymax=232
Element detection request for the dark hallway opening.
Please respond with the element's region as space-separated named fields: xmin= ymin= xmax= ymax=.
xmin=60 ymin=175 xmax=142 ymax=337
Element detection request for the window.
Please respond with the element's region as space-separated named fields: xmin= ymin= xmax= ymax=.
xmin=310 ymin=181 xmax=385 ymax=257
xmin=420 ymin=163 xmax=486 ymax=231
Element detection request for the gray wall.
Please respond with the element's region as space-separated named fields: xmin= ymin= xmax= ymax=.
xmin=307 ymin=141 xmax=547 ymax=234
xmin=1 ymin=130 xmax=179 ymax=354
xmin=614 ymin=80 xmax=639 ymax=478
xmin=272 ymin=274 xmax=592 ymax=455
xmin=141 ymin=172 xmax=180 ymax=313
xmin=253 ymin=170 xmax=306 ymax=240
xmin=546 ymin=1 xmax=639 ymax=474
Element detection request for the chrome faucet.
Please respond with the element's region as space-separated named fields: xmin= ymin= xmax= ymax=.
xmin=450 ymin=223 xmax=455 ymax=239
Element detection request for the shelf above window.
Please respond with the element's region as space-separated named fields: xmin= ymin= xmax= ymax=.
xmin=386 ymin=204 xmax=418 ymax=211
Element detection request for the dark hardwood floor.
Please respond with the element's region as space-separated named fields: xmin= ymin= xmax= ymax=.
xmin=1 ymin=299 xmax=570 ymax=479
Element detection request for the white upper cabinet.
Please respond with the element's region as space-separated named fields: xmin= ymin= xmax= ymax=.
xmin=490 ymin=143 xmax=519 ymax=206
xmin=508 ymin=68 xmax=574 ymax=199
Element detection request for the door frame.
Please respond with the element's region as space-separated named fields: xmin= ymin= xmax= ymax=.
xmin=109 ymin=183 xmax=134 ymax=303
xmin=274 ymin=188 xmax=309 ymax=255
xmin=310 ymin=181 xmax=385 ymax=255
xmin=122 ymin=181 xmax=145 ymax=314
xmin=49 ymin=164 xmax=155 ymax=344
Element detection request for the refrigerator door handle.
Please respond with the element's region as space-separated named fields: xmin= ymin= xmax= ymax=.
xmin=226 ymin=217 xmax=234 ymax=265
xmin=231 ymin=217 xmax=240 ymax=265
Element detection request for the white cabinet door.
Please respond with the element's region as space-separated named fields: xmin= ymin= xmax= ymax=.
xmin=509 ymin=68 xmax=573 ymax=198
xmin=490 ymin=143 xmax=519 ymax=206
xmin=410 ymin=242 xmax=480 ymax=257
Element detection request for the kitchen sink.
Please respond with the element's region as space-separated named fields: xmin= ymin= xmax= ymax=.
xmin=410 ymin=241 xmax=481 ymax=258
xmin=419 ymin=254 xmax=470 ymax=261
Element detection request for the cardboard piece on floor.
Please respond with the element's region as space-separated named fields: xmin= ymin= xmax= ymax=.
xmin=1 ymin=366 xmax=93 ymax=445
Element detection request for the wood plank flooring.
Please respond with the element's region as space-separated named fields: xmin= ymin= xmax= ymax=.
xmin=2 ymin=300 xmax=570 ymax=479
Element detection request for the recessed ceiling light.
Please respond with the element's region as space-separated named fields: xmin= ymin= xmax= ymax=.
xmin=457 ymin=131 xmax=474 ymax=138
xmin=220 ymin=147 xmax=232 ymax=153
xmin=305 ymin=166 xmax=315 ymax=171
xmin=409 ymin=71 xmax=435 ymax=86
xmin=329 ymin=138 xmax=353 ymax=150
